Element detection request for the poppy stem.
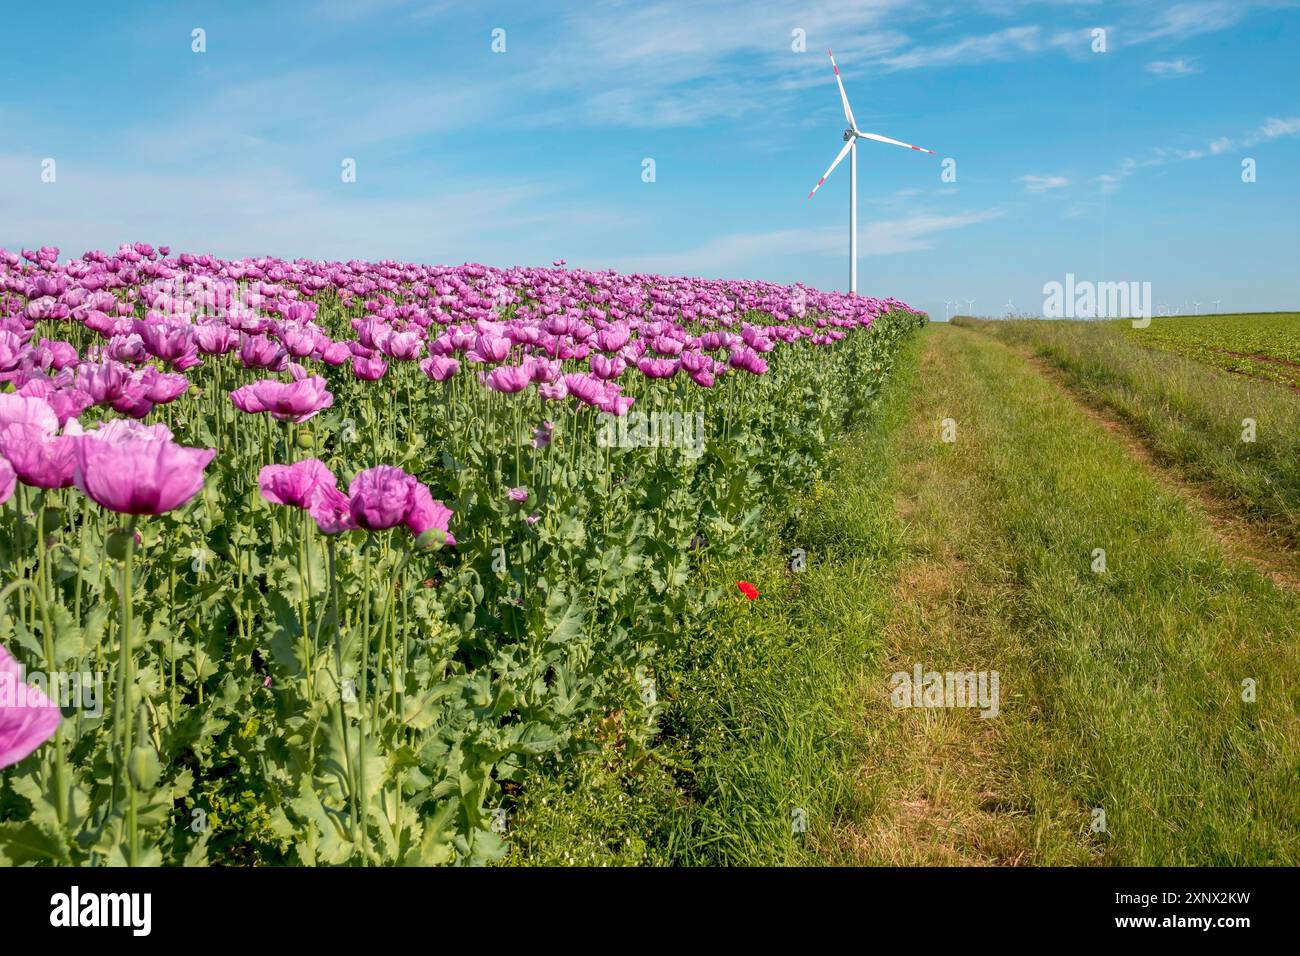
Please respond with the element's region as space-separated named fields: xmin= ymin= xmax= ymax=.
xmin=118 ymin=515 xmax=139 ymax=866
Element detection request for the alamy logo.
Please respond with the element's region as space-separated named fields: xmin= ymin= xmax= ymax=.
xmin=0 ymin=667 xmax=103 ymax=718
xmin=49 ymin=886 xmax=152 ymax=936
xmin=596 ymin=410 xmax=705 ymax=459
xmin=889 ymin=664 xmax=1000 ymax=718
xmin=1042 ymin=273 xmax=1152 ymax=326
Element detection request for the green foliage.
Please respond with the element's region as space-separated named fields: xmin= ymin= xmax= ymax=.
xmin=0 ymin=301 xmax=925 ymax=866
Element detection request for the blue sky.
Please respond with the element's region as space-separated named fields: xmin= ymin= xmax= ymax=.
xmin=1 ymin=0 xmax=1297 ymax=317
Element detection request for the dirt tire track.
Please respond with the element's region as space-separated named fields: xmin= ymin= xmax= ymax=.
xmin=1019 ymin=348 xmax=1300 ymax=593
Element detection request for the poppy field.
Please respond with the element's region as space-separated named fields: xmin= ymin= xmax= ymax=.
xmin=0 ymin=243 xmax=924 ymax=866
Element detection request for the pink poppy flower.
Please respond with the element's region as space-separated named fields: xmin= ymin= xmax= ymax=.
xmin=348 ymin=466 xmax=418 ymax=531
xmin=74 ymin=423 xmax=215 ymax=515
xmin=420 ymin=356 xmax=460 ymax=381
xmin=351 ymin=356 xmax=388 ymax=381
xmin=230 ymin=374 xmax=333 ymax=423
xmin=0 ymin=457 xmax=15 ymax=505
xmin=259 ymin=459 xmax=338 ymax=509
xmin=309 ymin=485 xmax=356 ymax=535
xmin=0 ymin=644 xmax=61 ymax=770
xmin=482 ymin=365 xmax=531 ymax=394
xmin=404 ymin=483 xmax=456 ymax=545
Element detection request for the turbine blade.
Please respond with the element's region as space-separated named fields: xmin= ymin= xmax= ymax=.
xmin=858 ymin=130 xmax=936 ymax=154
xmin=808 ymin=139 xmax=854 ymax=199
xmin=828 ymin=49 xmax=857 ymax=130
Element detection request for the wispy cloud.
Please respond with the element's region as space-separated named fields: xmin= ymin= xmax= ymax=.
xmin=602 ymin=208 xmax=1002 ymax=277
xmin=0 ymin=153 xmax=611 ymax=264
xmin=878 ymin=26 xmax=1045 ymax=71
xmin=1145 ymin=58 xmax=1200 ymax=76
xmin=1095 ymin=115 xmax=1300 ymax=191
xmin=1020 ymin=174 xmax=1069 ymax=193
xmin=1123 ymin=1 xmax=1254 ymax=45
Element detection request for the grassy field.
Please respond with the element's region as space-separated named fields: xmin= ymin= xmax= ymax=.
xmin=513 ymin=323 xmax=1300 ymax=865
xmin=1121 ymin=312 xmax=1300 ymax=390
xmin=845 ymin=324 xmax=1300 ymax=865
xmin=957 ymin=315 xmax=1300 ymax=545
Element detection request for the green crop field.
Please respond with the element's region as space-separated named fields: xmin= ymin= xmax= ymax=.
xmin=1122 ymin=312 xmax=1300 ymax=389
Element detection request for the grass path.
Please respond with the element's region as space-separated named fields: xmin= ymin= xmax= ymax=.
xmin=1020 ymin=350 xmax=1300 ymax=593
xmin=511 ymin=320 xmax=1300 ymax=866
xmin=838 ymin=323 xmax=1300 ymax=865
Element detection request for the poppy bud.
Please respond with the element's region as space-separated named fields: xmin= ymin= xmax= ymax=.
xmin=106 ymin=528 xmax=138 ymax=560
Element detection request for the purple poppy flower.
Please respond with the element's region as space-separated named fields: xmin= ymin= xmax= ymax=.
xmin=74 ymin=424 xmax=215 ymax=515
xmin=537 ymin=380 xmax=568 ymax=401
xmin=240 ymin=333 xmax=289 ymax=371
xmin=348 ymin=466 xmax=417 ymax=531
xmin=483 ymin=364 xmax=531 ymax=394
xmin=375 ymin=327 xmax=424 ymax=361
xmin=420 ymin=356 xmax=460 ymax=381
xmin=317 ymin=340 xmax=352 ymax=365
xmin=507 ymin=486 xmax=528 ymax=503
xmin=728 ymin=348 xmax=768 ymax=375
xmin=0 ymin=457 xmax=14 ymax=504
xmin=310 ymin=485 xmax=356 ymax=535
xmin=194 ymin=323 xmax=240 ymax=355
xmin=279 ymin=325 xmax=317 ymax=358
xmin=467 ymin=331 xmax=511 ymax=363
xmin=562 ymin=373 xmax=604 ymax=405
xmin=589 ymin=353 xmax=625 ymax=381
xmin=404 ymin=483 xmax=456 ymax=545
xmin=133 ymin=319 xmax=201 ymax=370
xmin=230 ymin=374 xmax=333 ymax=423
xmin=595 ymin=326 xmax=630 ymax=352
xmin=636 ymin=357 xmax=680 ymax=379
xmin=0 ymin=397 xmax=81 ymax=489
xmin=141 ymin=368 xmax=189 ymax=404
xmin=352 ymin=356 xmax=388 ymax=381
xmin=75 ymin=360 xmax=131 ymax=405
xmin=259 ymin=459 xmax=338 ymax=509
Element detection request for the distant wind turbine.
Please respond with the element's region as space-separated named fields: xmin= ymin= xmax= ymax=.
xmin=807 ymin=49 xmax=937 ymax=294
xmin=1004 ymin=297 xmax=1015 ymax=317
xmin=1193 ymin=300 xmax=1201 ymax=315
xmin=943 ymin=299 xmax=954 ymax=319
xmin=1213 ymin=299 xmax=1222 ymax=313
xmin=966 ymin=298 xmax=975 ymax=315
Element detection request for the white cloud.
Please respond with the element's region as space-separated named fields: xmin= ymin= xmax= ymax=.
xmin=1257 ymin=116 xmax=1300 ymax=141
xmin=1096 ymin=115 xmax=1300 ymax=191
xmin=0 ymin=153 xmax=611 ymax=265
xmin=878 ymin=26 xmax=1044 ymax=71
xmin=1124 ymin=1 xmax=1252 ymax=45
xmin=1145 ymin=58 xmax=1200 ymax=76
xmin=1020 ymin=174 xmax=1069 ymax=193
xmin=601 ymin=208 xmax=1002 ymax=277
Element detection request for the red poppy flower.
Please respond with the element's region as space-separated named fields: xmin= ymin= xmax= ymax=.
xmin=737 ymin=581 xmax=758 ymax=601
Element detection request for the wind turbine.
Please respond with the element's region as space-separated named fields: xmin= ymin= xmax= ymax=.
xmin=1192 ymin=300 xmax=1201 ymax=315
xmin=943 ymin=299 xmax=954 ymax=319
xmin=1004 ymin=297 xmax=1015 ymax=318
xmin=808 ymin=48 xmax=936 ymax=294
xmin=966 ymin=298 xmax=975 ymax=315
xmin=1213 ymin=299 xmax=1222 ymax=313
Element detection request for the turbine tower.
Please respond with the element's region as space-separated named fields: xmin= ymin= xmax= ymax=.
xmin=808 ymin=49 xmax=936 ymax=294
